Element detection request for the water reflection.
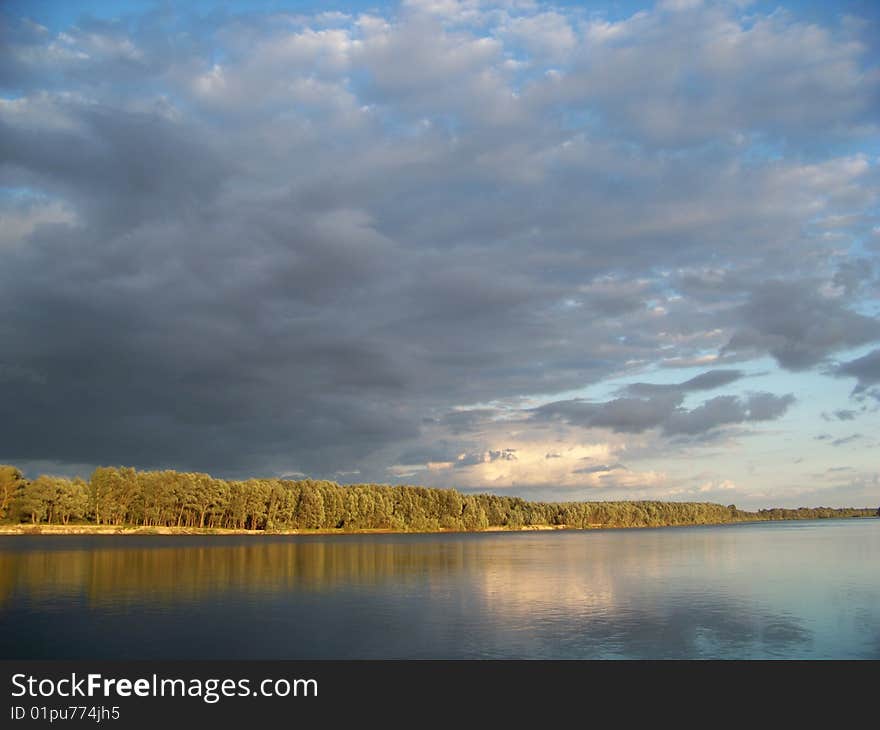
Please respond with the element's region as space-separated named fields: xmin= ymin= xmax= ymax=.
xmin=0 ymin=520 xmax=877 ymax=659
xmin=0 ymin=538 xmax=460 ymax=607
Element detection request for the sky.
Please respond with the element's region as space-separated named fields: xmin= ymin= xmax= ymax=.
xmin=1 ymin=0 xmax=878 ymax=509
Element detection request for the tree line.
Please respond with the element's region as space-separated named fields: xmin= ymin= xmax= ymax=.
xmin=0 ymin=464 xmax=875 ymax=531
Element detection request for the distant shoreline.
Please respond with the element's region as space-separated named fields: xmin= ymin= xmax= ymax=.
xmin=0 ymin=516 xmax=875 ymax=537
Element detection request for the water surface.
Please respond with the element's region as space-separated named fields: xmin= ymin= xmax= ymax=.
xmin=1 ymin=519 xmax=877 ymax=659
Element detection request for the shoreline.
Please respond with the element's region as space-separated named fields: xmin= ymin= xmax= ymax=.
xmin=0 ymin=516 xmax=874 ymax=537
xmin=0 ymin=523 xmax=570 ymax=536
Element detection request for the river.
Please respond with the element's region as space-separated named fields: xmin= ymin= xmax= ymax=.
xmin=1 ymin=518 xmax=877 ymax=659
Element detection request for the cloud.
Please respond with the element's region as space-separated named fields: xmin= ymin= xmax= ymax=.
xmin=0 ymin=0 xmax=876 ymax=503
xmin=533 ymin=391 xmax=795 ymax=436
xmin=823 ymin=409 xmax=858 ymax=421
xmin=724 ymin=281 xmax=880 ymax=370
xmin=0 ymin=100 xmax=229 ymax=228
xmin=550 ymin=3 xmax=879 ymax=147
xmin=502 ymin=12 xmax=576 ymax=61
xmin=833 ymin=348 xmax=880 ymax=393
xmin=622 ymin=369 xmax=745 ymax=397
xmin=0 ymin=195 xmax=77 ymax=249
xmin=664 ymin=393 xmax=795 ymax=435
xmin=454 ymin=448 xmax=517 ymax=468
xmin=830 ymin=434 xmax=862 ymax=447
xmin=424 ymin=439 xmax=666 ymax=492
xmin=573 ymin=463 xmax=627 ymax=475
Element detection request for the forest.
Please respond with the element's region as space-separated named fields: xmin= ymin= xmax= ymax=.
xmin=0 ymin=464 xmax=875 ymax=532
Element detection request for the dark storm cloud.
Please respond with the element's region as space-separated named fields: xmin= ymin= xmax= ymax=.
xmin=395 ymin=443 xmax=461 ymax=465
xmin=533 ymin=391 xmax=795 ymax=436
xmin=0 ymin=1 xmax=877 ymax=485
xmin=0 ymin=105 xmax=228 ymax=229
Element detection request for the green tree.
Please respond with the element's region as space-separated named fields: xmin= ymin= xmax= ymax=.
xmin=15 ymin=477 xmax=53 ymax=524
xmin=0 ymin=465 xmax=25 ymax=522
xmin=296 ymin=484 xmax=325 ymax=529
xmin=55 ymin=478 xmax=89 ymax=524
